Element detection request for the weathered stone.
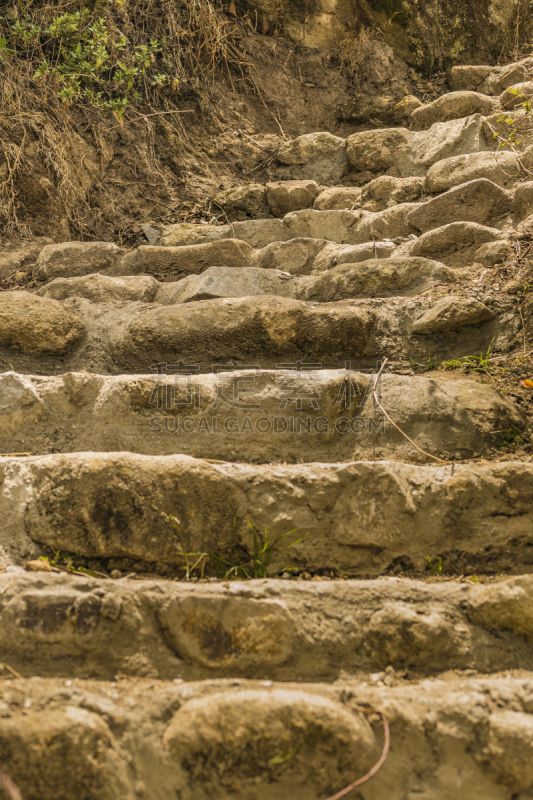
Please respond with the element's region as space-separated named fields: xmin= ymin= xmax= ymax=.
xmin=500 ymin=81 xmax=533 ymax=111
xmin=485 ymin=56 xmax=533 ymax=95
xmin=346 ymin=127 xmax=412 ymax=173
xmin=37 ymin=274 xmax=159 ymax=304
xmin=514 ymin=181 xmax=533 ymax=222
xmin=313 ymin=187 xmax=362 ymax=211
xmin=33 ymin=241 xmax=125 ymax=282
xmin=283 ymin=208 xmax=359 ymax=242
xmin=347 ymin=203 xmax=420 ymax=244
xmin=408 ymin=179 xmax=512 ymax=233
xmin=266 ymin=180 xmax=319 ymax=216
xmin=409 ymin=222 xmax=501 ymax=268
xmin=2 ymin=455 xmax=532 ymax=578
xmin=324 ymin=241 xmax=397 ymax=268
xmin=0 ymin=236 xmax=53 ymax=279
xmin=274 ymin=132 xmax=347 ymax=183
xmin=123 ymin=296 xmax=373 ymax=368
xmin=155 ymin=266 xmax=293 ymax=304
xmin=425 ymin=151 xmax=524 ymax=192
xmin=0 ymin=707 xmax=129 ymax=800
xmin=213 ymin=183 xmax=268 ymax=220
xmin=0 ymin=292 xmax=83 ymax=355
xmin=449 ymin=65 xmax=492 ymax=92
xmin=361 ymin=176 xmax=424 ymax=212
xmin=4 ymin=674 xmax=533 ymax=799
xmin=114 ymin=240 xmax=256 ymax=280
xmin=158 ymin=221 xmax=232 ymax=247
xmin=8 ymin=571 xmax=533 ymax=679
xmin=296 ymin=257 xmax=455 ymax=301
xmin=411 ymin=114 xmax=489 ymax=169
xmin=474 ymin=240 xmax=511 ymax=267
xmin=410 ymin=92 xmax=495 ymax=131
xmin=163 ymin=689 xmax=376 ymax=795
xmin=254 ymin=238 xmax=328 ymax=275
xmin=392 ymin=94 xmax=423 ymax=124
xmin=0 ymin=368 xmax=522 ymax=466
xmin=412 ymin=296 xmax=494 ymax=334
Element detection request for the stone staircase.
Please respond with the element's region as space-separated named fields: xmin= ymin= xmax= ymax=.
xmin=1 ymin=57 xmax=533 ymax=800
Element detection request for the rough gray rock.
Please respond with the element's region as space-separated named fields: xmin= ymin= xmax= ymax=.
xmin=296 ymin=257 xmax=455 ymax=300
xmin=347 ymin=203 xmax=420 ymax=244
xmin=115 ymin=240 xmax=256 ymax=280
xmin=266 ymin=180 xmax=319 ymax=216
xmin=411 ymin=296 xmax=494 ymax=334
xmin=410 ymin=91 xmax=495 ymax=130
xmin=33 ymin=241 xmax=125 ymax=282
xmin=425 ymin=150 xmax=524 ymax=192
xmin=409 ymin=222 xmax=502 ymax=267
xmin=274 ymin=132 xmax=347 ymax=183
xmin=313 ymin=187 xmax=362 ymax=211
xmin=408 ymin=178 xmax=512 ymax=233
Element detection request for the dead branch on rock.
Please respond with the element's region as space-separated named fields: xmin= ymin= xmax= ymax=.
xmin=0 ymin=764 xmax=23 ymax=800
xmin=325 ymin=709 xmax=390 ymax=800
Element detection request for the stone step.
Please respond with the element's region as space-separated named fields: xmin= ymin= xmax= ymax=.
xmin=4 ymin=571 xmax=533 ymax=681
xmin=0 ymin=369 xmax=524 ymax=462
xmin=38 ymin=258 xmax=457 ymax=306
xmin=33 ymin=237 xmax=399 ymax=283
xmin=450 ymin=55 xmax=533 ymax=95
xmin=2 ymin=453 xmax=532 ymax=577
xmin=0 ymin=289 xmax=522 ymax=375
xmin=1 ymin=674 xmax=533 ymax=799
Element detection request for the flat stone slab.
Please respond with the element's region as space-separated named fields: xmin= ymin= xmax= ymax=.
xmin=1 ymin=674 xmax=533 ymax=799
xmin=1 ymin=454 xmax=532 ymax=577
xmin=408 ymin=221 xmax=502 ymax=267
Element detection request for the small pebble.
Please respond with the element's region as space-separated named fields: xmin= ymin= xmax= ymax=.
xmin=110 ymin=569 xmax=122 ymax=579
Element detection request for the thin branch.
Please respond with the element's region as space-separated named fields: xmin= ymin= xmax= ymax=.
xmin=372 ymin=359 xmax=447 ymax=464
xmin=0 ymin=764 xmax=23 ymax=800
xmin=325 ymin=710 xmax=390 ymax=800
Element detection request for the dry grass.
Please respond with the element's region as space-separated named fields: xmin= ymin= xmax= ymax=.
xmin=0 ymin=0 xmax=250 ymax=237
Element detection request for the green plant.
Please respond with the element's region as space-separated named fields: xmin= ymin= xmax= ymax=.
xmin=442 ymin=340 xmax=501 ymax=374
xmin=410 ymin=354 xmax=435 ymax=373
xmin=426 ymin=556 xmax=443 ymax=575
